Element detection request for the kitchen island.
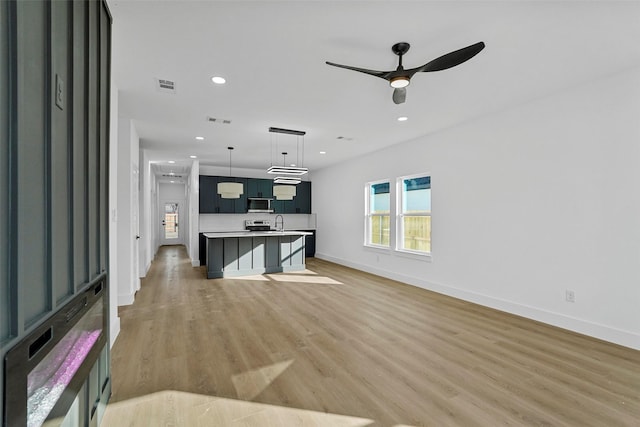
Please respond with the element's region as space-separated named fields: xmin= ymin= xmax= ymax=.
xmin=203 ymin=231 xmax=312 ymax=278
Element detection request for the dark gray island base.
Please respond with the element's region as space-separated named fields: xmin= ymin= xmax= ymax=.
xmin=204 ymin=231 xmax=311 ymax=278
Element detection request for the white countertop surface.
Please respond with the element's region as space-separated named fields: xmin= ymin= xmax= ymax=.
xmin=204 ymin=230 xmax=312 ymax=238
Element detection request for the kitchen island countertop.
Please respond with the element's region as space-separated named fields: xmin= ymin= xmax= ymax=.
xmin=203 ymin=230 xmax=312 ymax=238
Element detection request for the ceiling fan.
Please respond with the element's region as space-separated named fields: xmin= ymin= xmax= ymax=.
xmin=326 ymin=41 xmax=485 ymax=104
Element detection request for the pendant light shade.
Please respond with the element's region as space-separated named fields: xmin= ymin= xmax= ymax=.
xmin=218 ymin=147 xmax=243 ymax=199
xmin=273 ymin=185 xmax=296 ymax=200
xmin=217 ymin=182 xmax=243 ymax=199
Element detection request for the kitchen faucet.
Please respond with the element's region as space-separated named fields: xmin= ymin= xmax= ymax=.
xmin=275 ymin=214 xmax=284 ymax=231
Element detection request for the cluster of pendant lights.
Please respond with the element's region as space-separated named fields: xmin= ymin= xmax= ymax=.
xmin=217 ymin=127 xmax=307 ymax=200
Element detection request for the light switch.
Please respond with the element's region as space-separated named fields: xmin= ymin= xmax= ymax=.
xmin=55 ymin=74 xmax=64 ymax=110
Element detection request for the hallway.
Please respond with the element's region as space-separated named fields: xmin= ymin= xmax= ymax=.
xmin=102 ymin=246 xmax=640 ymax=426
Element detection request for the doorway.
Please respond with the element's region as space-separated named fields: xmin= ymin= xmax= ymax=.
xmin=160 ymin=201 xmax=182 ymax=245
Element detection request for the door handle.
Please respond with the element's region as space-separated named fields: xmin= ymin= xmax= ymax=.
xmin=136 ymin=235 xmax=140 ymax=239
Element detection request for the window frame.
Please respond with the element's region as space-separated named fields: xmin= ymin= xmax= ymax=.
xmin=396 ymin=173 xmax=431 ymax=257
xmin=364 ymin=180 xmax=391 ymax=249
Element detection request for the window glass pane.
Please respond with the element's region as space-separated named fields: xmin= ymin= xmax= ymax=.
xmin=371 ymin=215 xmax=390 ymax=246
xmin=402 ymin=216 xmax=431 ymax=252
xmin=399 ymin=175 xmax=431 ymax=253
xmin=371 ymin=183 xmax=390 ymax=214
xmin=403 ymin=188 xmax=430 ymax=213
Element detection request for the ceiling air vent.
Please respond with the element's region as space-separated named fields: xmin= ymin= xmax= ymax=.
xmin=207 ymin=117 xmax=232 ymax=124
xmin=162 ymin=174 xmax=183 ymax=178
xmin=156 ymin=78 xmax=176 ymax=93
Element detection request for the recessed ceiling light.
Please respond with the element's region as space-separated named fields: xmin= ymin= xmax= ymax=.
xmin=319 ymin=151 xmax=326 ymax=154
xmin=168 ymin=160 xmax=175 ymax=164
xmin=211 ymin=76 xmax=226 ymax=85
xmin=290 ymin=164 xmax=296 ymax=167
xmin=397 ymin=116 xmax=408 ymax=122
xmin=195 ymin=136 xmax=204 ymax=140
xmin=190 ymin=155 xmax=197 ymax=159
xmin=170 ymin=180 xmax=175 ymax=183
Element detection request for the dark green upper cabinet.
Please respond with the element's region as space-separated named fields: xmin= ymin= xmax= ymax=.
xmin=247 ymin=178 xmax=273 ymax=199
xmin=200 ymin=175 xmax=247 ymax=213
xmin=295 ymin=181 xmax=312 ymax=214
xmin=218 ymin=177 xmax=247 ymax=213
xmin=199 ymin=175 xmax=219 ymax=213
xmin=200 ymin=175 xmax=310 ymax=214
xmin=273 ymin=181 xmax=311 ymax=214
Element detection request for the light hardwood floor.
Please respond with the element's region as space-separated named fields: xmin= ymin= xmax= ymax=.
xmin=102 ymin=245 xmax=640 ymax=426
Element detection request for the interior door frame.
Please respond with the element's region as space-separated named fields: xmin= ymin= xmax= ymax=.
xmin=159 ymin=199 xmax=185 ymax=245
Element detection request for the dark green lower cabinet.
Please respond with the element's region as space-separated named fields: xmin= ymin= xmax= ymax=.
xmin=207 ymin=235 xmax=307 ymax=278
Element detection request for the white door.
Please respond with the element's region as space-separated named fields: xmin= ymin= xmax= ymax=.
xmin=160 ymin=201 xmax=183 ymax=245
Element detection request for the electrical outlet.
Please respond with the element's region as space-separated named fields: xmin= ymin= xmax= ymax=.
xmin=565 ymin=290 xmax=575 ymax=303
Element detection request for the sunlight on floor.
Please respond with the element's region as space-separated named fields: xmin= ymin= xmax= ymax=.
xmin=223 ymin=268 xmax=343 ymax=285
xmin=231 ymin=359 xmax=294 ymax=400
xmin=101 ymin=390 xmax=375 ymax=426
xmin=265 ymin=274 xmax=343 ymax=285
xmin=225 ymin=274 xmax=271 ymax=281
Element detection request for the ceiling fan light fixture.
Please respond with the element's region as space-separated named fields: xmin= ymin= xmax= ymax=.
xmin=390 ymin=76 xmax=410 ymax=88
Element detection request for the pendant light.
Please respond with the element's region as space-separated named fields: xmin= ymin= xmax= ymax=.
xmin=273 ymin=152 xmax=297 ymax=200
xmin=217 ymin=147 xmax=243 ymax=199
xmin=267 ymin=127 xmax=308 ymax=176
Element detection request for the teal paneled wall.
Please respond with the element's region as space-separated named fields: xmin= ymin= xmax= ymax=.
xmin=0 ymin=1 xmax=112 ymax=425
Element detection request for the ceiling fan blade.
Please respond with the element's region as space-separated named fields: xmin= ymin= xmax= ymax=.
xmin=325 ymin=61 xmax=391 ymax=80
xmin=392 ymin=87 xmax=406 ymax=104
xmin=409 ymin=41 xmax=485 ymax=75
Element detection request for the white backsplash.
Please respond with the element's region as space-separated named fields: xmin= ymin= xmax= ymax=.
xmin=199 ymin=213 xmax=316 ymax=232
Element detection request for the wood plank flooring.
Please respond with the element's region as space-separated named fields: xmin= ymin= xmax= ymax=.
xmin=102 ymin=245 xmax=640 ymax=426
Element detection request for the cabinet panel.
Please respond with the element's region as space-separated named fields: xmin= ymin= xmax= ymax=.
xmin=252 ymin=237 xmax=266 ymax=269
xmin=98 ymin=4 xmax=110 ymax=274
xmin=218 ymin=177 xmax=247 ymax=213
xmin=51 ymin=0 xmax=73 ymax=305
xmin=0 ymin=0 xmax=11 ymax=341
xmin=291 ymin=235 xmax=304 ymax=265
xmin=265 ymin=237 xmax=280 ymax=268
xmin=295 ymin=181 xmax=311 ymax=213
xmin=72 ymin=0 xmax=88 ymax=289
xmin=238 ymin=238 xmax=253 ymax=271
xmin=17 ymin=0 xmax=49 ymax=325
xmin=223 ymin=238 xmax=239 ymax=271
xmin=247 ymin=178 xmax=273 ymax=198
xmin=199 ymin=175 xmax=218 ymax=213
xmin=87 ymin=0 xmax=99 ymax=277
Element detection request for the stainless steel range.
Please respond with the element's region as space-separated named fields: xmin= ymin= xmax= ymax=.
xmin=245 ymin=219 xmax=272 ymax=231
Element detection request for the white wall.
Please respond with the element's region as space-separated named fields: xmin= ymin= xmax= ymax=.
xmin=139 ymin=149 xmax=153 ymax=277
xmin=188 ymin=160 xmax=200 ymax=266
xmin=108 ymin=84 xmax=120 ymax=346
xmin=116 ymin=119 xmax=140 ymax=306
xmin=313 ymin=67 xmax=640 ymax=350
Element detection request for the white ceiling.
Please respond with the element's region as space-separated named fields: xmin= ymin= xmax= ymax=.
xmin=109 ymin=1 xmax=640 ymax=183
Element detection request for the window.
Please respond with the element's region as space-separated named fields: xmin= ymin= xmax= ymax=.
xmin=397 ymin=175 xmax=431 ymax=254
xmin=365 ymin=181 xmax=390 ymax=247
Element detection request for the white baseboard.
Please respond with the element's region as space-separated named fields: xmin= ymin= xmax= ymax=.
xmin=192 ymin=259 xmax=200 ymax=267
xmin=109 ymin=317 xmax=120 ymax=348
xmin=117 ymin=292 xmax=135 ymax=307
xmin=315 ymin=252 xmax=640 ymax=351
